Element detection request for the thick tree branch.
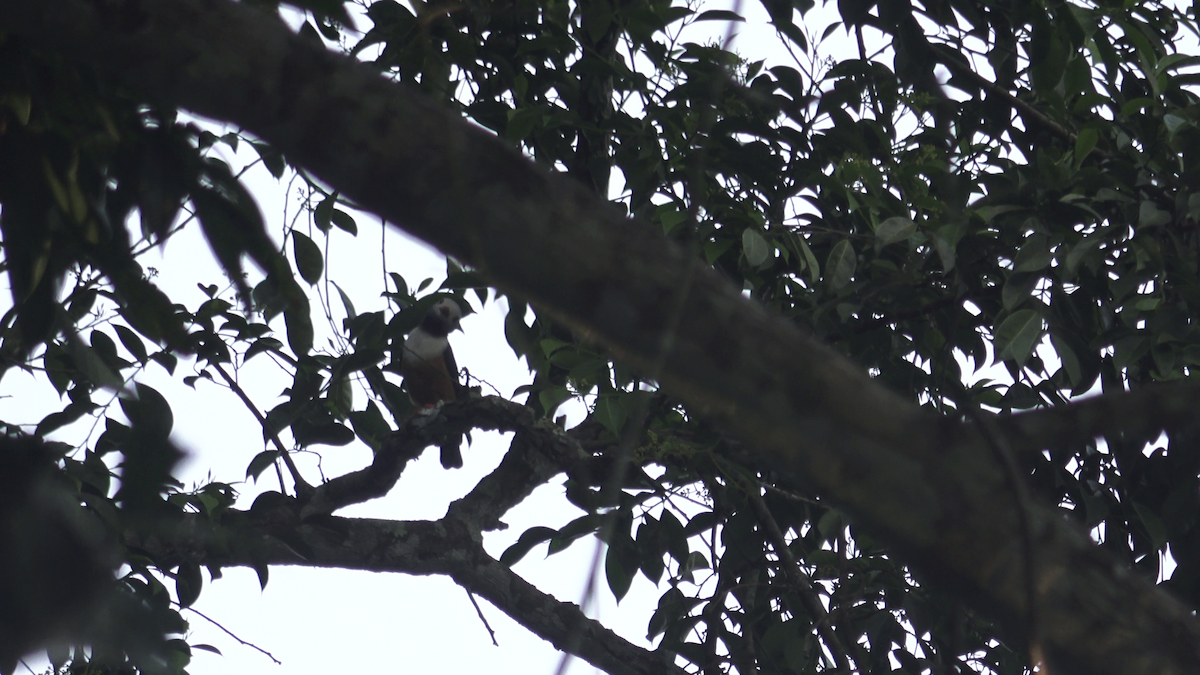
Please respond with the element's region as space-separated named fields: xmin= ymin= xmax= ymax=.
xmin=9 ymin=2 xmax=1200 ymax=673
xmin=995 ymin=382 xmax=1200 ymax=458
xmin=129 ymin=507 xmax=687 ymax=675
xmin=299 ymin=397 xmax=591 ymax=522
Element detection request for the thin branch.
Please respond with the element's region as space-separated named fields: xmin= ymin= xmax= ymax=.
xmin=464 ymin=589 xmax=499 ymax=647
xmin=210 ymin=361 xmax=312 ymax=497
xmin=734 ymin=463 xmax=854 ymax=672
xmin=929 ymin=44 xmax=1109 ymax=159
xmin=185 ymin=606 xmax=282 ymax=665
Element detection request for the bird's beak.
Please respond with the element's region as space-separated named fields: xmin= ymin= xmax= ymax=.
xmin=453 ymin=320 xmax=463 ymax=333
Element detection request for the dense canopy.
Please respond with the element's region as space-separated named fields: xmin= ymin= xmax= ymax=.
xmin=4 ymin=0 xmax=1200 ymax=674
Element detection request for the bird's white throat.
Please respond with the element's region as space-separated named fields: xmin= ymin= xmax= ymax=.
xmin=402 ymin=329 xmax=449 ymax=362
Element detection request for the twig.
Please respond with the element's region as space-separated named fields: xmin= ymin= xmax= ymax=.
xmin=760 ymin=482 xmax=822 ymax=507
xmin=729 ymin=461 xmax=855 ymax=672
xmin=211 ymin=362 xmax=312 ymax=497
xmin=186 ymin=606 xmax=283 ymax=665
xmin=930 ymin=44 xmax=1109 ymax=159
xmin=465 ymin=589 xmax=499 ymax=646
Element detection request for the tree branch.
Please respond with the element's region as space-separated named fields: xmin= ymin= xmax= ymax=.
xmin=129 ymin=507 xmax=687 ymax=675
xmin=994 ymin=382 xmax=1200 ymax=459
xmin=299 ymin=397 xmax=591 ymax=522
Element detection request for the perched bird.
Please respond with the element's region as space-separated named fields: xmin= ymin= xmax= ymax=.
xmin=399 ymin=297 xmax=467 ymax=468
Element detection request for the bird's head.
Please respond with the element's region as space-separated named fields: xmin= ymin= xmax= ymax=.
xmin=427 ymin=297 xmax=464 ymax=335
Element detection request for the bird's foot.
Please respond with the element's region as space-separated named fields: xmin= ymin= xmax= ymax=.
xmin=415 ymin=402 xmax=444 ymax=417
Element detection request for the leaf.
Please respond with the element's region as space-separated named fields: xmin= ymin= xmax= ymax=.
xmin=976 ymin=205 xmax=1025 ymax=222
xmin=538 ymin=386 xmax=571 ymax=416
xmin=332 ymin=280 xmax=357 ymax=321
xmin=635 ymin=518 xmax=665 ymax=585
xmin=253 ymin=559 xmax=269 ymax=590
xmin=604 ymin=526 xmax=643 ymax=598
xmin=1133 ymin=502 xmax=1168 ymax=549
xmin=1049 ymin=333 xmax=1082 ymax=386
xmin=246 ymin=450 xmax=281 ymax=481
xmin=1013 ymin=234 xmax=1053 ymax=272
xmin=67 ymin=336 xmax=123 ymax=391
xmin=314 ymin=193 xmax=336 ymax=232
xmin=1139 ymin=200 xmax=1171 ymax=227
xmin=931 ymin=230 xmax=956 ymax=272
xmin=657 ymin=204 xmax=687 ymax=234
xmin=505 ymin=107 xmax=541 ymax=142
xmin=595 ymin=395 xmax=628 ymax=438
xmin=499 ymin=526 xmax=557 ymax=566
xmin=817 ymin=508 xmax=844 ymax=541
xmin=874 ymin=216 xmax=916 ymax=248
xmin=1066 ymin=233 xmax=1104 ymax=272
xmin=111 ymin=327 xmax=149 ymax=366
xmin=694 ymin=9 xmax=745 ymax=21
xmin=121 ymin=383 xmax=175 ymax=441
xmin=175 ymin=562 xmax=203 ymax=608
xmin=547 ymin=514 xmax=601 ymax=555
xmin=1002 ymin=272 xmax=1041 ymax=311
xmin=35 ymin=402 xmax=90 ymax=438
xmin=441 ymin=271 xmax=487 ymax=290
xmin=285 ymin=301 xmax=314 ymax=356
xmin=1164 ymin=113 xmax=1188 ymax=139
xmin=245 ymin=337 xmax=284 ymax=362
xmin=796 ymin=235 xmax=820 ymax=283
xmin=331 ymin=209 xmax=358 ymax=235
xmin=606 ymin=540 xmax=635 ymax=602
xmin=292 ymin=231 xmax=324 ymax=284
xmin=993 ymin=310 xmax=1044 ymax=369
xmin=742 ymin=229 xmax=771 ymax=267
xmin=348 ymin=401 xmax=391 ymax=451
xmin=250 ymin=141 xmax=286 ymax=178
xmin=825 ymin=239 xmax=856 ymax=290
xmin=1074 ymin=128 xmax=1099 ymax=164
xmin=192 ymin=644 xmax=223 ymax=656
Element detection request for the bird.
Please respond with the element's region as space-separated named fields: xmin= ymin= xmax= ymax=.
xmin=399 ymin=297 xmax=467 ymax=468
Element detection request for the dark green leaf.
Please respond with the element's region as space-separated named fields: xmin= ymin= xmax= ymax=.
xmin=246 ymin=450 xmax=281 ymax=481
xmin=594 ymin=395 xmax=628 ymax=438
xmin=175 ymin=562 xmax=203 ymax=608
xmin=292 ymin=231 xmax=324 ymax=284
xmin=994 ymin=310 xmax=1044 ymax=369
xmin=330 ymin=209 xmax=357 ymax=235
xmin=694 ymin=9 xmax=744 ymax=22
xmin=499 ymin=526 xmax=558 ymax=566
xmin=874 ymin=216 xmax=916 ymax=248
xmin=114 ymin=325 xmax=149 ymax=364
xmin=825 ymin=239 xmax=856 ymax=290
